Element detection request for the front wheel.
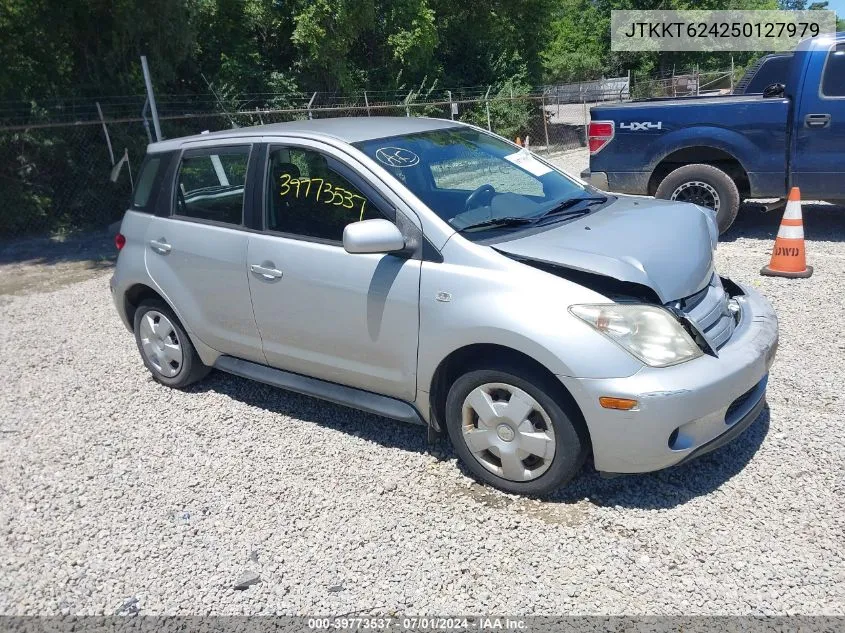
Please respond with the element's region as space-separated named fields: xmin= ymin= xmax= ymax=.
xmin=655 ymin=163 xmax=741 ymax=234
xmin=444 ymin=365 xmax=589 ymax=496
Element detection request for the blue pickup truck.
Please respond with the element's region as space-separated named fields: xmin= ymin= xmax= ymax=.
xmin=582 ymin=34 xmax=845 ymax=233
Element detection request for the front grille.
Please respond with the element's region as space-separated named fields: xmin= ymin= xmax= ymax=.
xmin=672 ymin=274 xmax=737 ymax=350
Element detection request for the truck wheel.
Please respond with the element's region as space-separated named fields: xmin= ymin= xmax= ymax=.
xmin=444 ymin=363 xmax=589 ymax=496
xmin=655 ymin=164 xmax=741 ymax=234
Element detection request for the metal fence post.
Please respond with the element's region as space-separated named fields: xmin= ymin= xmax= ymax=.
xmin=95 ymin=102 xmax=115 ymax=166
xmin=140 ymin=55 xmax=163 ymax=141
xmin=541 ymin=94 xmax=549 ymax=149
xmin=405 ymin=90 xmax=413 ymax=117
xmin=307 ymin=92 xmax=317 ymax=120
xmin=448 ymin=90 xmax=454 ymax=120
xmin=484 ymin=86 xmax=492 ymax=131
xmin=730 ymin=56 xmax=735 ymax=93
xmin=364 ymin=91 xmax=371 ymax=116
xmin=582 ymin=93 xmax=588 ymax=138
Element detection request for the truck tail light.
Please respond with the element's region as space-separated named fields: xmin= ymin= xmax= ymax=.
xmin=115 ymin=233 xmax=126 ymax=250
xmin=588 ymin=120 xmax=615 ymax=154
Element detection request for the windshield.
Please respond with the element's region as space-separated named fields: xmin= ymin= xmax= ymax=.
xmin=353 ymin=127 xmax=593 ymax=237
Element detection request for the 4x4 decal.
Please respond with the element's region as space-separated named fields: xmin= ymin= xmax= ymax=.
xmin=619 ymin=121 xmax=663 ymax=131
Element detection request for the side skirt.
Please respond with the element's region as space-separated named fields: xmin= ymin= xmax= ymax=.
xmin=214 ymin=355 xmax=427 ymax=427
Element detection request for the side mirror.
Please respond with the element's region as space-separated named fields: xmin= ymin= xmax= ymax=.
xmin=343 ymin=219 xmax=406 ymax=254
xmin=762 ymin=83 xmax=785 ymax=98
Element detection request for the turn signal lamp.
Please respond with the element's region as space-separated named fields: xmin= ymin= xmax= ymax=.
xmin=599 ymin=397 xmax=638 ymax=410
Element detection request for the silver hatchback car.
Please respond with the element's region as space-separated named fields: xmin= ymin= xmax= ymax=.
xmin=111 ymin=117 xmax=778 ymax=495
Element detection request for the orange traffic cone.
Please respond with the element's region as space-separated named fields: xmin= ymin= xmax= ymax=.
xmin=515 ymin=137 xmax=523 ymax=147
xmin=760 ymin=187 xmax=813 ymax=278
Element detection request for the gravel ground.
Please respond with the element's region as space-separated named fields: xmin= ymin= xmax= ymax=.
xmin=1 ymin=152 xmax=844 ymax=615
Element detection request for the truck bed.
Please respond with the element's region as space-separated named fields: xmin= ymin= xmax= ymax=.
xmin=588 ymin=96 xmax=790 ymax=198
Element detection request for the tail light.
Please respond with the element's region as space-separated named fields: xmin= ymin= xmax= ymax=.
xmin=588 ymin=120 xmax=615 ymax=154
xmin=114 ymin=233 xmax=126 ymax=250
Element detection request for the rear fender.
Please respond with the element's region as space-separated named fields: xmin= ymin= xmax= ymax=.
xmin=644 ymin=126 xmax=756 ymax=175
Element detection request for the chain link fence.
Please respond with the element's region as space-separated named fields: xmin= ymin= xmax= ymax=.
xmin=0 ymin=70 xmax=733 ymax=238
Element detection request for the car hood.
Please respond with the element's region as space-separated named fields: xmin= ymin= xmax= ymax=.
xmin=493 ymin=196 xmax=716 ymax=303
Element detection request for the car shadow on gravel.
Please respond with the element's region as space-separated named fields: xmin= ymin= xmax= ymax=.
xmin=548 ymin=406 xmax=771 ymax=510
xmin=0 ymin=229 xmax=116 ymax=296
xmin=195 ymin=371 xmax=770 ymax=511
xmin=721 ymin=203 xmax=845 ymax=243
xmin=190 ymin=371 xmax=434 ymax=454
xmin=0 ymin=228 xmax=116 ymax=265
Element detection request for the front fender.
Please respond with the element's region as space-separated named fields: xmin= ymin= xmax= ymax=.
xmin=416 ymin=242 xmax=645 ymax=398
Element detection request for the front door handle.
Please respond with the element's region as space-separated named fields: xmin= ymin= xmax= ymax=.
xmin=149 ymin=238 xmax=172 ymax=254
xmin=250 ymin=263 xmax=283 ymax=280
xmin=805 ymin=113 xmax=831 ymax=128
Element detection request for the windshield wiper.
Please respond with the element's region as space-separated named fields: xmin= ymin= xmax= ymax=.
xmin=536 ymin=196 xmax=608 ymax=223
xmin=456 ymin=216 xmax=535 ymax=233
xmin=456 ymin=196 xmax=607 ymax=233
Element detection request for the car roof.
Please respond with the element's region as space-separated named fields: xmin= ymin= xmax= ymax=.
xmin=148 ymin=116 xmax=464 ymax=153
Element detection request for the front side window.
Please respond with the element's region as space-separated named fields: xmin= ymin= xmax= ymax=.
xmin=175 ymin=147 xmax=250 ymax=225
xmin=266 ymin=147 xmax=382 ymax=241
xmin=353 ymin=127 xmax=589 ymax=239
xmin=822 ymin=44 xmax=845 ymax=97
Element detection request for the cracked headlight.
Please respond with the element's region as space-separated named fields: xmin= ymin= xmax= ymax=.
xmin=569 ymin=304 xmax=703 ymax=368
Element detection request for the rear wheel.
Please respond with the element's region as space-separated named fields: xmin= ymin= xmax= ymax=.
xmin=133 ymin=299 xmax=210 ymax=388
xmin=444 ymin=364 xmax=589 ymax=496
xmin=655 ymin=163 xmax=741 ymax=234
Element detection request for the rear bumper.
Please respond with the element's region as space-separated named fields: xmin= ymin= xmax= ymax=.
xmin=559 ymin=283 xmax=778 ymax=474
xmin=580 ymin=169 xmax=608 ymax=190
xmin=581 ymin=169 xmax=650 ymax=195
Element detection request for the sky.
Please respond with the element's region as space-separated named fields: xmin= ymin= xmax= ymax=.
xmin=827 ymin=0 xmax=845 ymax=21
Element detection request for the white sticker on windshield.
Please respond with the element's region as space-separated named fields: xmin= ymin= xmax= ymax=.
xmin=375 ymin=147 xmax=420 ymax=168
xmin=504 ymin=149 xmax=552 ymax=177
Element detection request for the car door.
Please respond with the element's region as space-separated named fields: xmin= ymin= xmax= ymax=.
xmin=792 ymin=42 xmax=845 ymax=199
xmin=144 ymin=143 xmax=266 ymax=364
xmin=246 ymin=142 xmax=421 ymax=400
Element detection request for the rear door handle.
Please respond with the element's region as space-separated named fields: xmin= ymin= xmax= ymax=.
xmin=250 ymin=263 xmax=283 ymax=280
xmin=149 ymin=239 xmax=172 ymax=254
xmin=805 ymin=113 xmax=831 ymax=128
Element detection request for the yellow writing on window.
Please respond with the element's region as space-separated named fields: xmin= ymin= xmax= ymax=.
xmin=278 ymin=174 xmax=367 ymax=220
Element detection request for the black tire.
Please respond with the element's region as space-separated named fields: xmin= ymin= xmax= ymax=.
xmin=133 ymin=298 xmax=210 ymax=388
xmin=655 ymin=163 xmax=741 ymax=234
xmin=444 ymin=363 xmax=589 ymax=496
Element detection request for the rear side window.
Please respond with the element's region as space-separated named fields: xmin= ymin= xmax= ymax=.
xmin=744 ymin=54 xmax=792 ymax=93
xmin=175 ymin=146 xmax=251 ymax=225
xmin=131 ymin=156 xmax=162 ymax=210
xmin=822 ymin=44 xmax=845 ymax=98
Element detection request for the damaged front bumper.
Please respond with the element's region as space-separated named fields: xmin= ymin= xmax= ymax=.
xmin=559 ymin=282 xmax=778 ymax=475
